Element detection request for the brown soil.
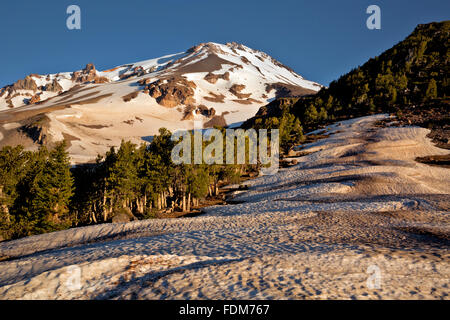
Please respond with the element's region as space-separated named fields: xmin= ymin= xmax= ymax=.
xmin=396 ymin=103 xmax=450 ymax=150
xmin=173 ymin=53 xmax=238 ymax=75
xmin=78 ymin=124 xmax=111 ymax=129
xmin=204 ymin=92 xmax=225 ymax=103
xmin=203 ymin=114 xmax=227 ymax=128
xmin=229 ymin=84 xmax=252 ymax=99
xmin=265 ymin=82 xmax=317 ymax=98
xmin=416 ymin=154 xmax=450 ymax=168
xmin=204 ymin=72 xmax=230 ymax=84
xmin=122 ymin=91 xmax=139 ymax=102
xmin=0 ymin=92 xmax=112 ymax=124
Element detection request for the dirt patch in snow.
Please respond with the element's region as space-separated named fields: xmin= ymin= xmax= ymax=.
xmin=204 ymin=92 xmax=225 ymax=103
xmin=266 ymin=82 xmax=317 ymax=98
xmin=229 ymin=84 xmax=252 ymax=99
xmin=173 ymin=53 xmax=238 ymax=75
xmin=122 ymin=91 xmax=139 ymax=102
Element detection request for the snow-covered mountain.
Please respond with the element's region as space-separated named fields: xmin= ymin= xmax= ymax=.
xmin=0 ymin=42 xmax=322 ymax=163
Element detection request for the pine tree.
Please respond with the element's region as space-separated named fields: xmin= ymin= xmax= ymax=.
xmin=425 ymin=79 xmax=438 ymax=101
xmin=33 ymin=141 xmax=74 ymax=231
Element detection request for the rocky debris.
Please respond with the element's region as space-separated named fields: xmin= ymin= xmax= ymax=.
xmin=28 ymin=93 xmax=41 ymax=105
xmin=45 ymin=79 xmax=63 ymax=93
xmin=119 ymin=66 xmax=146 ymax=80
xmin=229 ymin=84 xmax=251 ymax=99
xmin=145 ymin=77 xmax=196 ymax=108
xmin=204 ymin=71 xmax=230 ymax=84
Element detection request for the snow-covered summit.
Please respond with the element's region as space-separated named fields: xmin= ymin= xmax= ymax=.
xmin=0 ymin=42 xmax=322 ymax=163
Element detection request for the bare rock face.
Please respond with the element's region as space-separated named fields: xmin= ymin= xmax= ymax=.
xmin=71 ymin=63 xmax=110 ymax=84
xmin=146 ymin=77 xmax=197 ymax=108
xmin=11 ymin=76 xmax=38 ymax=92
xmin=45 ymin=79 xmax=63 ymax=92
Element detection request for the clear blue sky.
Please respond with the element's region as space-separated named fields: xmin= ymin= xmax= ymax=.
xmin=1 ymin=0 xmax=449 ymax=87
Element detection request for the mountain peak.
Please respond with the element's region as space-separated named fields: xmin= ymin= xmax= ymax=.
xmin=0 ymin=42 xmax=322 ymax=163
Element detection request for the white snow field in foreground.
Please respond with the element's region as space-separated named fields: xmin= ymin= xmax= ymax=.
xmin=0 ymin=114 xmax=449 ymax=299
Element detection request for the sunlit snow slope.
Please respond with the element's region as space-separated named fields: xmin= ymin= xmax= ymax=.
xmin=0 ymin=42 xmax=322 ymax=163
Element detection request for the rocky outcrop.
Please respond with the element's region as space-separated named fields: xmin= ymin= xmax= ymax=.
xmin=71 ymin=63 xmax=108 ymax=84
xmin=195 ymin=104 xmax=216 ymax=117
xmin=71 ymin=64 xmax=110 ymax=84
xmin=28 ymin=94 xmax=41 ymax=105
xmin=145 ymin=77 xmax=197 ymax=108
xmin=72 ymin=63 xmax=96 ymax=83
xmin=204 ymin=71 xmax=230 ymax=84
xmin=119 ymin=66 xmax=146 ymax=80
xmin=182 ymin=104 xmax=216 ymax=120
xmin=11 ymin=76 xmax=38 ymax=92
xmin=45 ymin=79 xmax=63 ymax=92
xmin=229 ymin=84 xmax=251 ymax=99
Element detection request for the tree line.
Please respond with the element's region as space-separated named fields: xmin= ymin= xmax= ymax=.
xmin=0 ymin=127 xmax=262 ymax=241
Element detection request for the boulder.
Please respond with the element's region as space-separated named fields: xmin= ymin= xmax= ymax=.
xmin=112 ymin=207 xmax=135 ymax=224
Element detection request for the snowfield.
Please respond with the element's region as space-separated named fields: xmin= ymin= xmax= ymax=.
xmin=0 ymin=114 xmax=449 ymax=299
